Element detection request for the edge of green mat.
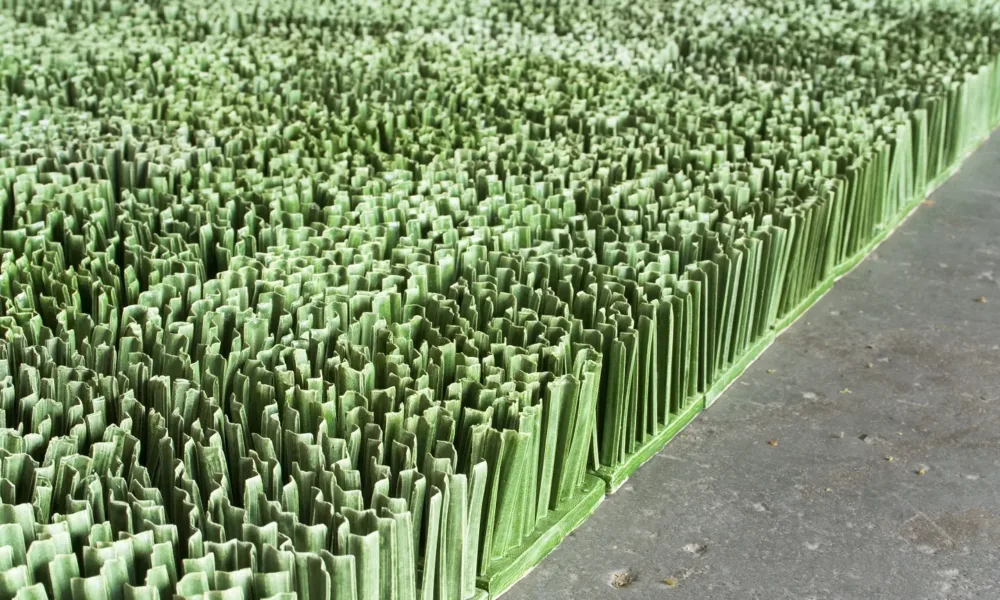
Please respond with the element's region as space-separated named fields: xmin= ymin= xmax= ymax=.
xmin=596 ymin=395 xmax=708 ymax=493
xmin=772 ymin=279 xmax=837 ymax=334
xmin=478 ymin=474 xmax=605 ymax=599
xmin=831 ymin=134 xmax=992 ymax=285
xmin=481 ymin=120 xmax=1000 ymax=600
xmin=594 ymin=125 xmax=1000 ymax=494
xmin=595 ymin=330 xmax=774 ymax=492
xmin=704 ymin=330 xmax=780 ymax=408
xmin=776 ymin=130 xmax=995 ymax=331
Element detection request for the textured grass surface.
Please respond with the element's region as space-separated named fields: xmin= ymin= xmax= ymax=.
xmin=0 ymin=1 xmax=999 ymax=599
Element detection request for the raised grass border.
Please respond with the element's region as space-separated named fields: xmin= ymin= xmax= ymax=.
xmin=476 ymin=474 xmax=605 ymax=598
xmin=482 ymin=90 xmax=1000 ymax=600
xmin=587 ymin=123 xmax=1000 ymax=500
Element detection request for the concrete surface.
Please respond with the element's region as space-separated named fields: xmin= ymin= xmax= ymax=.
xmin=505 ymin=132 xmax=1000 ymax=600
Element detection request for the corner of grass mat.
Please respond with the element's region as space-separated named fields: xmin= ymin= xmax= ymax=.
xmin=477 ymin=475 xmax=605 ymax=598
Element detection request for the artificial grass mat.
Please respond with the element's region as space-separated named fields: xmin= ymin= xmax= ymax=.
xmin=0 ymin=0 xmax=999 ymax=599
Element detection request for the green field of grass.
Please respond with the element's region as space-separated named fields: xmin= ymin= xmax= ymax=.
xmin=1 ymin=1 xmax=999 ymax=599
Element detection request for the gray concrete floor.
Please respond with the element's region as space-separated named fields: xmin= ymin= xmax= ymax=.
xmin=505 ymin=132 xmax=1000 ymax=600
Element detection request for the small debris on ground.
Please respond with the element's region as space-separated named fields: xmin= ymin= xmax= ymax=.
xmin=886 ymin=456 xmax=895 ymax=462
xmin=859 ymin=434 xmax=876 ymax=444
xmin=833 ymin=431 xmax=845 ymax=439
xmin=610 ymin=570 xmax=636 ymax=589
xmin=663 ymin=577 xmax=678 ymax=587
xmin=768 ymin=439 xmax=778 ymax=447
xmin=683 ymin=543 xmax=709 ymax=556
xmin=917 ymin=467 xmax=928 ymax=476
xmin=922 ymin=199 xmax=935 ymax=206
xmin=840 ymin=388 xmax=852 ymax=394
xmin=975 ymin=296 xmax=988 ymax=303
xmin=866 ymin=363 xmax=874 ymax=368
xmin=766 ymin=369 xmax=776 ymax=374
